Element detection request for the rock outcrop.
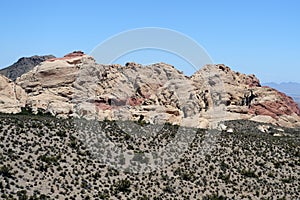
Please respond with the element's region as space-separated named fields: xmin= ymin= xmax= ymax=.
xmin=202 ymin=64 xmax=300 ymax=127
xmin=3 ymin=52 xmax=299 ymax=128
xmin=0 ymin=55 xmax=55 ymax=81
xmin=0 ymin=75 xmax=27 ymax=113
xmin=16 ymin=51 xmax=88 ymax=118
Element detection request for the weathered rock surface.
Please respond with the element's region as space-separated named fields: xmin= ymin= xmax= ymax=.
xmin=201 ymin=64 xmax=300 ymax=127
xmin=16 ymin=51 xmax=88 ymax=117
xmin=0 ymin=75 xmax=27 ymax=113
xmin=4 ymin=52 xmax=299 ymax=128
xmin=0 ymin=55 xmax=55 ymax=81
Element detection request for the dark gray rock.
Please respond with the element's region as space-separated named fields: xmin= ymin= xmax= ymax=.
xmin=0 ymin=55 xmax=55 ymax=81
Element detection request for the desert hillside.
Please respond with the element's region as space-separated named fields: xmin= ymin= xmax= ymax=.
xmin=0 ymin=114 xmax=299 ymax=199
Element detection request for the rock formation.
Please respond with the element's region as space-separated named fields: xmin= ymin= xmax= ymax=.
xmin=205 ymin=65 xmax=300 ymax=127
xmin=1 ymin=51 xmax=298 ymax=128
xmin=0 ymin=75 xmax=27 ymax=113
xmin=0 ymin=55 xmax=55 ymax=81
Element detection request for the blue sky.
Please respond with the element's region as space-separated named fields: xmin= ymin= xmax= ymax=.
xmin=0 ymin=0 xmax=299 ymax=83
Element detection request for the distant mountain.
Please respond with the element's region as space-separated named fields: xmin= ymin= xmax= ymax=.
xmin=263 ymin=82 xmax=300 ymax=105
xmin=0 ymin=55 xmax=55 ymax=81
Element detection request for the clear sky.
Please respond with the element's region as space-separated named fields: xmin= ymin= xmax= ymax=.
xmin=0 ymin=0 xmax=299 ymax=83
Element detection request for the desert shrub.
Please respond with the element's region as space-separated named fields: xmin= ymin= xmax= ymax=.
xmin=274 ymin=161 xmax=284 ymax=169
xmin=135 ymin=119 xmax=148 ymax=127
xmin=18 ymin=107 xmax=34 ymax=115
xmin=106 ymin=167 xmax=119 ymax=177
xmin=138 ymin=194 xmax=150 ymax=200
xmin=203 ymin=194 xmax=227 ymax=200
xmin=163 ymin=185 xmax=174 ymax=193
xmin=180 ymin=171 xmax=195 ymax=182
xmin=219 ymin=160 xmax=229 ymax=171
xmin=17 ymin=190 xmax=28 ymax=200
xmin=267 ymin=172 xmax=275 ymax=178
xmin=38 ymin=154 xmax=60 ymax=165
xmin=281 ymin=176 xmax=294 ymax=184
xmin=114 ymin=179 xmax=131 ymax=193
xmin=69 ymin=136 xmax=78 ymax=149
xmin=240 ymin=169 xmax=258 ymax=178
xmin=56 ymin=130 xmax=67 ymax=137
xmin=98 ymin=192 xmax=109 ymax=199
xmin=0 ymin=165 xmax=13 ymax=178
xmin=16 ymin=107 xmax=53 ymax=118
xmin=219 ymin=174 xmax=230 ymax=183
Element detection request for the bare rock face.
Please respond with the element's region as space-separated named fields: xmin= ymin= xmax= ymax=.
xmin=201 ymin=64 xmax=300 ymax=127
xmin=0 ymin=75 xmax=27 ymax=113
xmin=16 ymin=51 xmax=89 ymax=117
xmin=7 ymin=52 xmax=300 ymax=128
xmin=247 ymin=87 xmax=300 ymax=127
xmin=249 ymin=87 xmax=300 ymax=117
xmin=73 ymin=61 xmax=194 ymax=125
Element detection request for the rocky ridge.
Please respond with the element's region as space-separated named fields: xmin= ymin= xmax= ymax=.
xmin=1 ymin=51 xmax=300 ymax=128
xmin=0 ymin=55 xmax=55 ymax=81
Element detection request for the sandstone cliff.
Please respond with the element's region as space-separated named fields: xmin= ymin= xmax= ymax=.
xmin=200 ymin=65 xmax=300 ymax=127
xmin=6 ymin=51 xmax=300 ymax=128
